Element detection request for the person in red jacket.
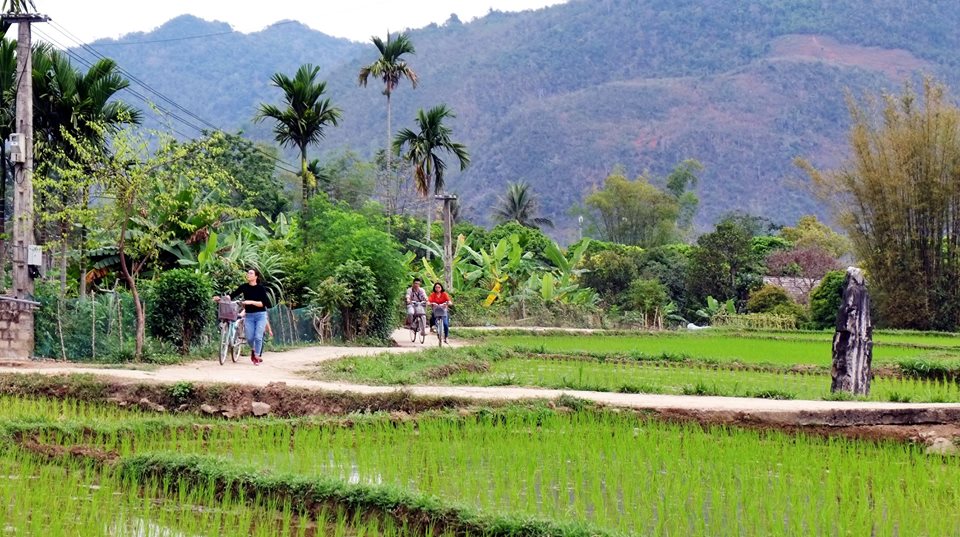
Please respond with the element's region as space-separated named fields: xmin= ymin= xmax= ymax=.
xmin=427 ymin=282 xmax=452 ymax=343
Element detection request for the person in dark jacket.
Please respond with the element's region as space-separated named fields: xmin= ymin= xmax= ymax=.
xmin=216 ymin=268 xmax=271 ymax=365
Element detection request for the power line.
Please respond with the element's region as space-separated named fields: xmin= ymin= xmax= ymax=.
xmin=35 ymin=22 xmax=304 ymax=177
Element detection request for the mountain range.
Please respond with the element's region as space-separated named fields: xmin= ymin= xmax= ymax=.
xmin=67 ymin=0 xmax=960 ymax=240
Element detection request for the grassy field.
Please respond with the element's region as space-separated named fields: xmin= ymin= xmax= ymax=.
xmin=449 ymin=358 xmax=960 ymax=401
xmin=312 ymin=328 xmax=960 ymax=402
xmin=9 ymin=402 xmax=959 ymax=536
xmin=470 ymin=332 xmax=960 ymax=366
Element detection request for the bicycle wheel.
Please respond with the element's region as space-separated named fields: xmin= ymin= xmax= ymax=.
xmin=218 ymin=321 xmax=229 ymax=365
xmin=436 ymin=318 xmax=444 ymax=347
xmin=409 ymin=317 xmax=417 ymax=342
xmin=231 ymin=321 xmax=245 ymax=363
xmin=419 ymin=317 xmax=426 ymax=344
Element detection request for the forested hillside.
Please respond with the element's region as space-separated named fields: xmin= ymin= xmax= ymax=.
xmin=72 ymin=0 xmax=960 ymax=238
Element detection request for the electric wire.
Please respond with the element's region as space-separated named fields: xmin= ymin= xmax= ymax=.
xmin=37 ymin=22 xmax=303 ymax=176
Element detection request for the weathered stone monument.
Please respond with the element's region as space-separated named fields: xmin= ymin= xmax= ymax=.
xmin=831 ymin=267 xmax=872 ymax=395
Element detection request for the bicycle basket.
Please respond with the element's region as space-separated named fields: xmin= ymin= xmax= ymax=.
xmin=217 ymin=297 xmax=238 ymax=321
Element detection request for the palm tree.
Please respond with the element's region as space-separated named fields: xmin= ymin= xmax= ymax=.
xmin=358 ymin=32 xmax=418 ymax=180
xmin=255 ymin=64 xmax=341 ymax=210
xmin=493 ymin=182 xmax=554 ymax=229
xmin=393 ymin=104 xmax=470 ymax=244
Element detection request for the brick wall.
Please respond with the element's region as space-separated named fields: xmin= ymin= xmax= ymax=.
xmin=0 ymin=299 xmax=35 ymax=360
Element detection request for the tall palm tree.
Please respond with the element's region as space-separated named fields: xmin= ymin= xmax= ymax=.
xmin=393 ymin=104 xmax=470 ymax=244
xmin=493 ymin=182 xmax=554 ymax=229
xmin=358 ymin=32 xmax=418 ymax=180
xmin=255 ymin=64 xmax=341 ymax=210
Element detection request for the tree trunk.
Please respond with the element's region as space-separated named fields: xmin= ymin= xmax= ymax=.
xmin=425 ymin=195 xmax=433 ymax=255
xmin=386 ymin=91 xmax=392 ymax=181
xmin=831 ymin=267 xmax=872 ymax=395
xmin=117 ymin=220 xmax=144 ymax=360
xmin=59 ymin=220 xmax=67 ymax=296
xmin=300 ymin=146 xmax=309 ymax=214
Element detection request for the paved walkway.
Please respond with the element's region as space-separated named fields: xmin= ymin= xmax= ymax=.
xmin=2 ymin=329 xmax=960 ymax=417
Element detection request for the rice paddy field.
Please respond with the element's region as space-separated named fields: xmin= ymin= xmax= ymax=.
xmin=468 ymin=330 xmax=960 ymax=366
xmin=313 ymin=328 xmax=960 ymax=402
xmin=3 ymin=395 xmax=960 ymax=536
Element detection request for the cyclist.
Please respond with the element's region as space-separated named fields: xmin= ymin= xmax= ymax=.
xmin=428 ymin=282 xmax=452 ymax=344
xmin=405 ymin=277 xmax=428 ymax=334
xmin=215 ymin=268 xmax=271 ymax=365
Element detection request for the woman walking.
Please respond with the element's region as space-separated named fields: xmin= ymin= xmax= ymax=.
xmin=216 ymin=269 xmax=271 ymax=365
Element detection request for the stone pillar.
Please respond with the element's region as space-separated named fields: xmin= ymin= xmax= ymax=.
xmin=831 ymin=267 xmax=872 ymax=395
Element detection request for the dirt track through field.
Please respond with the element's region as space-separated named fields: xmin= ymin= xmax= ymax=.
xmin=3 ymin=329 xmax=960 ymax=420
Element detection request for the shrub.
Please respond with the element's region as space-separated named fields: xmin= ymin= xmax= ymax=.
xmin=147 ymin=269 xmax=214 ymax=354
xmin=746 ymin=285 xmax=792 ymax=313
xmin=809 ymin=270 xmax=846 ymax=329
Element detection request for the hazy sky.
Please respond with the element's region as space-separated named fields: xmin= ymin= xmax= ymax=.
xmin=32 ymin=1 xmax=569 ymax=44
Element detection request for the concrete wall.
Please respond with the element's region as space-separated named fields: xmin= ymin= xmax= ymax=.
xmin=0 ymin=300 xmax=34 ymax=360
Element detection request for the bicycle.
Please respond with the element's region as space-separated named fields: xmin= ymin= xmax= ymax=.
xmin=217 ymin=297 xmax=246 ymax=365
xmin=432 ymin=303 xmax=449 ymax=347
xmin=408 ymin=300 xmax=427 ymax=344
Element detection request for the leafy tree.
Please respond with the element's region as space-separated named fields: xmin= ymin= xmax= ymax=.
xmin=393 ymin=104 xmax=470 ymax=244
xmin=620 ymin=278 xmax=670 ymax=328
xmin=32 ymin=46 xmax=141 ymax=295
xmin=579 ymin=250 xmax=638 ymax=299
xmin=638 ymin=244 xmax=692 ymax=314
xmin=584 ymin=168 xmax=678 ymax=247
xmin=751 ymin=235 xmax=792 ymax=259
xmin=779 ymin=215 xmax=851 ymax=259
xmin=687 ymin=216 xmax=764 ymax=309
xmin=358 ymin=32 xmax=418 ymax=180
xmin=664 ymin=159 xmax=703 ymax=235
xmin=486 ymin=221 xmax=551 ymax=261
xmin=316 ymin=150 xmax=376 ymax=209
xmin=799 ymin=79 xmax=960 ymax=329
xmin=55 ymin=126 xmax=246 ymax=359
xmin=147 ymin=269 xmax=213 ymax=354
xmin=254 ymin=64 xmax=341 ymax=210
xmin=492 ymin=181 xmax=554 ymax=229
xmin=808 ymin=270 xmax=846 ymax=329
xmin=293 ymin=195 xmax=405 ymax=340
xmin=205 ymin=132 xmax=290 ymax=223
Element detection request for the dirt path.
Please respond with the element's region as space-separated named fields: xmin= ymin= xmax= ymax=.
xmin=2 ymin=330 xmax=960 ymax=419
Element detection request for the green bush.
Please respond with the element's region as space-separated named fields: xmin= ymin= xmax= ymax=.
xmin=295 ymin=196 xmax=405 ymax=341
xmin=809 ymin=270 xmax=846 ymax=329
xmin=746 ymin=284 xmax=792 ymax=313
xmin=147 ymin=269 xmax=214 ymax=354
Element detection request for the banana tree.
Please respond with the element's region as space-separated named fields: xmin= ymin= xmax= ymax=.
xmin=407 ymin=234 xmax=483 ymax=292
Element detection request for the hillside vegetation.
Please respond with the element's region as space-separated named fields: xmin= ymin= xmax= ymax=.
xmin=72 ymin=0 xmax=960 ymax=237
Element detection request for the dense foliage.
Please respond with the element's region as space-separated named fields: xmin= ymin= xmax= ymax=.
xmin=147 ymin=269 xmax=214 ymax=354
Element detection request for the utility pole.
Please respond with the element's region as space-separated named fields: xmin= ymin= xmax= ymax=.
xmin=1 ymin=10 xmax=48 ymax=359
xmin=435 ymin=194 xmax=457 ymax=291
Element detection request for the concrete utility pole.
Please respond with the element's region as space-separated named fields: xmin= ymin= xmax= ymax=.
xmin=436 ymin=194 xmax=457 ymax=291
xmin=0 ymin=11 xmax=48 ymax=359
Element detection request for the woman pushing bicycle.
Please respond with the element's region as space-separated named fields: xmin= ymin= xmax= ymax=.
xmin=215 ymin=268 xmax=272 ymax=365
